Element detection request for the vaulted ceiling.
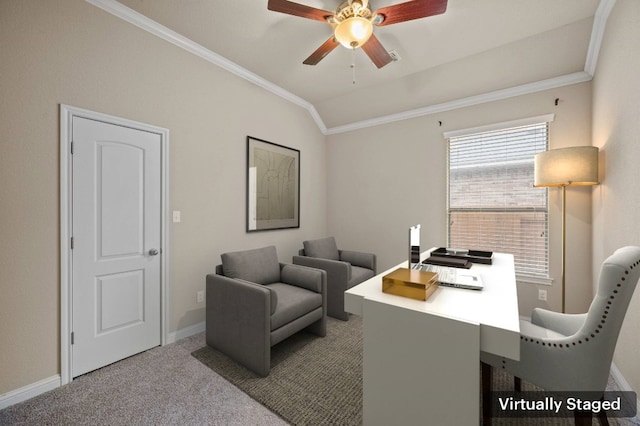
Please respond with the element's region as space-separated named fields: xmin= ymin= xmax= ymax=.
xmin=103 ymin=0 xmax=603 ymax=132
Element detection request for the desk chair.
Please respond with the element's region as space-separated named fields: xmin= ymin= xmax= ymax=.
xmin=293 ymin=236 xmax=376 ymax=320
xmin=481 ymin=246 xmax=640 ymax=426
xmin=206 ymin=245 xmax=327 ymax=376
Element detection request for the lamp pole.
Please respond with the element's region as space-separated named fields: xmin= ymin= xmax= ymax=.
xmin=534 ymin=146 xmax=599 ymax=314
xmin=561 ymin=184 xmax=567 ymax=313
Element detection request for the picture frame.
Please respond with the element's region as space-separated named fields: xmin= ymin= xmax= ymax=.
xmin=246 ymin=136 xmax=300 ymax=232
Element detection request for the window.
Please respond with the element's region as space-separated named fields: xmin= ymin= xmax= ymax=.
xmin=446 ymin=116 xmax=551 ymax=280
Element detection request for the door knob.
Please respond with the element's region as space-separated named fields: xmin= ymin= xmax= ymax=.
xmin=148 ymin=248 xmax=159 ymax=256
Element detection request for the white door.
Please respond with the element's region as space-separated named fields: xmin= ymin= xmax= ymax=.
xmin=71 ymin=116 xmax=161 ymax=377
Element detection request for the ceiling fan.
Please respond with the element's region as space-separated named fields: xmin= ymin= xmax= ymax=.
xmin=267 ymin=0 xmax=448 ymax=68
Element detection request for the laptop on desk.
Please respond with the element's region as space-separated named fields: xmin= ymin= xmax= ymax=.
xmin=414 ymin=263 xmax=484 ymax=291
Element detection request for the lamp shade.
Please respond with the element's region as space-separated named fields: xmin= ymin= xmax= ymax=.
xmin=534 ymin=146 xmax=599 ymax=187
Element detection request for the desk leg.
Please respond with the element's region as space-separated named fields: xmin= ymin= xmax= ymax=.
xmin=362 ymin=299 xmax=480 ymax=426
xmin=482 ymin=362 xmax=493 ymax=426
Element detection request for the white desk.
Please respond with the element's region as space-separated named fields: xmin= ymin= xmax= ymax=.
xmin=345 ymin=250 xmax=520 ymax=426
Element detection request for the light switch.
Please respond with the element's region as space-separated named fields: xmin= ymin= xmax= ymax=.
xmin=173 ymin=210 xmax=181 ymax=223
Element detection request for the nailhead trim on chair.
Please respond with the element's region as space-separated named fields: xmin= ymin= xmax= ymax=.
xmin=514 ymin=257 xmax=640 ymax=355
xmin=491 ymin=255 xmax=640 ymax=426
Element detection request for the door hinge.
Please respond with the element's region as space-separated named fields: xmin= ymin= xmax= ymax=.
xmin=70 ymin=141 xmax=74 ymax=154
xmin=71 ymin=332 xmax=75 ymax=345
xmin=70 ymin=237 xmax=74 ymax=249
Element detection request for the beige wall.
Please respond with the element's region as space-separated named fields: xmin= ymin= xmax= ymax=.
xmin=592 ymin=0 xmax=640 ymax=394
xmin=0 ymin=0 xmax=327 ymax=394
xmin=327 ymin=82 xmax=594 ymax=318
xmin=3 ymin=0 xmax=638 ymax=407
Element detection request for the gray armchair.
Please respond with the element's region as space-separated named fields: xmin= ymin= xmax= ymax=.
xmin=206 ymin=245 xmax=326 ymax=377
xmin=481 ymin=246 xmax=640 ymax=425
xmin=293 ymin=236 xmax=376 ymax=320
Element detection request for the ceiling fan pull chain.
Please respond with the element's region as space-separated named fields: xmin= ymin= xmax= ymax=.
xmin=351 ymin=48 xmax=356 ymax=84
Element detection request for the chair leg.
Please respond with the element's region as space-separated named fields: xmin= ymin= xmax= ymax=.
xmin=481 ymin=362 xmax=492 ymax=426
xmin=574 ymin=396 xmax=609 ymax=426
xmin=574 ymin=408 xmax=592 ymax=426
xmin=597 ymin=397 xmax=609 ymax=426
xmin=514 ymin=376 xmax=522 ymax=392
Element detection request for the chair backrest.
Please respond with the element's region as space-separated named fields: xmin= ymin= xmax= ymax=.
xmin=219 ymin=245 xmax=281 ymax=284
xmin=303 ymin=237 xmax=339 ymax=260
xmin=582 ymin=246 xmax=640 ymax=338
xmin=572 ymin=246 xmax=640 ymax=388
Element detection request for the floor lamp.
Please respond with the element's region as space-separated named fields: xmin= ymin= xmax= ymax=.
xmin=534 ymin=146 xmax=599 ymax=313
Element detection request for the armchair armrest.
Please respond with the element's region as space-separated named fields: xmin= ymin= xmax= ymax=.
xmin=292 ymin=255 xmax=351 ymax=284
xmin=205 ymin=273 xmax=271 ymax=375
xmin=531 ymin=308 xmax=587 ymax=337
xmin=206 ymin=274 xmax=271 ymax=327
xmin=234 ymin=278 xmax=278 ymax=315
xmin=280 ymin=263 xmax=326 ymax=294
xmin=339 ymin=250 xmax=377 ymax=272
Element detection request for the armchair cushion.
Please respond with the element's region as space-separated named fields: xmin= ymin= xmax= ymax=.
xmin=304 ymin=237 xmax=340 ymax=260
xmin=348 ymin=265 xmax=376 ymax=288
xmin=267 ymin=283 xmax=323 ymax=330
xmin=221 ymin=245 xmax=280 ymax=285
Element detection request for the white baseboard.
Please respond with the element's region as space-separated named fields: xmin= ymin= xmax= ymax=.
xmin=610 ymin=362 xmax=640 ymax=418
xmin=1 ymin=342 xmax=636 ymax=417
xmin=611 ymin=362 xmax=633 ymax=391
xmin=0 ymin=323 xmax=205 ymax=411
xmin=165 ymin=320 xmax=205 ymax=344
xmin=0 ymin=375 xmax=61 ymax=410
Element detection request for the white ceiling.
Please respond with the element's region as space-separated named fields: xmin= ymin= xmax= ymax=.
xmin=112 ymin=0 xmax=601 ymax=129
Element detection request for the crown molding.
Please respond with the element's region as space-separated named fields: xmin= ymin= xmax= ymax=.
xmin=87 ymin=0 xmax=609 ymax=137
xmin=325 ymin=72 xmax=592 ymax=135
xmin=327 ymin=0 xmax=614 ymax=136
xmin=584 ymin=0 xmax=617 ymax=76
xmin=85 ymin=0 xmax=327 ymax=133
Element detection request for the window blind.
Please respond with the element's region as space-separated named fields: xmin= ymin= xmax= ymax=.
xmin=447 ymin=121 xmax=549 ymax=278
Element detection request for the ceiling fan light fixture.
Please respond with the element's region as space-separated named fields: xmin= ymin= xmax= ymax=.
xmin=268 ymin=0 xmax=448 ymax=67
xmin=334 ymin=16 xmax=373 ymax=49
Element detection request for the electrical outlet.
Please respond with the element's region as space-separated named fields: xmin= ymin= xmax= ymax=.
xmin=196 ymin=290 xmax=204 ymax=304
xmin=173 ymin=210 xmax=181 ymax=223
xmin=538 ymin=289 xmax=547 ymax=301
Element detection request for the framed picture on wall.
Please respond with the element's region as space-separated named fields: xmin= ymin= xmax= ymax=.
xmin=246 ymin=136 xmax=300 ymax=232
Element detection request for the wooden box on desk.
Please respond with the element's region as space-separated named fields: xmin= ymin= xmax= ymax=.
xmin=382 ymin=268 xmax=439 ymax=301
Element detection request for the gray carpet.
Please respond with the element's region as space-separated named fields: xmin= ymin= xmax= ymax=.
xmin=192 ymin=316 xmax=363 ymax=426
xmin=0 ymin=332 xmax=287 ymax=426
xmin=2 ymin=314 xmax=639 ymax=426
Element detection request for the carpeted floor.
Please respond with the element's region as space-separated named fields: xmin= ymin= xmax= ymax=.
xmin=1 ymin=315 xmax=639 ymax=426
xmin=192 ymin=316 xmax=640 ymax=426
xmin=192 ymin=316 xmax=363 ymax=426
xmin=0 ymin=332 xmax=286 ymax=426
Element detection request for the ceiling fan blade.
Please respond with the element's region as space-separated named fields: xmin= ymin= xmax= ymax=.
xmin=373 ymin=0 xmax=447 ymax=26
xmin=303 ymin=36 xmax=340 ymax=65
xmin=361 ymin=34 xmax=393 ymax=68
xmin=268 ymin=0 xmax=333 ymax=22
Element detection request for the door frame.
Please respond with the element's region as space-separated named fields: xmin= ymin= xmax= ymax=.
xmin=59 ymin=104 xmax=170 ymax=385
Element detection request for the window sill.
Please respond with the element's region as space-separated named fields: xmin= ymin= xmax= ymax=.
xmin=516 ymin=274 xmax=553 ymax=286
